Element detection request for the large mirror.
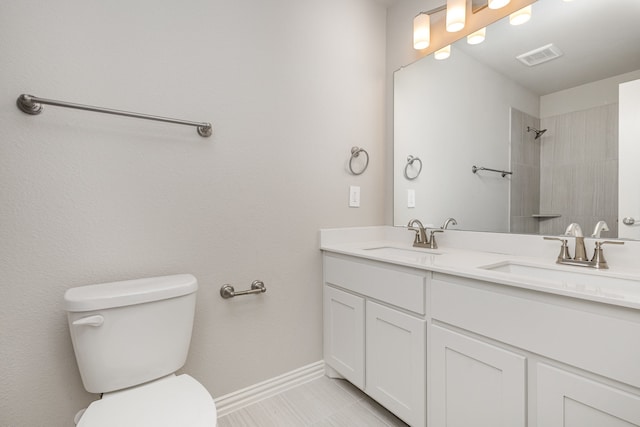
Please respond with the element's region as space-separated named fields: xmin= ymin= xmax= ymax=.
xmin=394 ymin=0 xmax=640 ymax=239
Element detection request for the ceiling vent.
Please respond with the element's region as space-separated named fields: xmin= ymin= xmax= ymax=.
xmin=516 ymin=43 xmax=563 ymax=67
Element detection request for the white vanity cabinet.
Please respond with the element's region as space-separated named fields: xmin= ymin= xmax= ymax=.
xmin=323 ymin=254 xmax=427 ymax=427
xmin=537 ymin=363 xmax=640 ymax=426
xmin=430 ymin=324 xmax=526 ymax=427
xmin=323 ymin=285 xmax=365 ymax=388
xmin=431 ymin=273 xmax=640 ymax=427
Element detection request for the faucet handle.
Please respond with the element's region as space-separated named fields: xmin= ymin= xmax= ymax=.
xmin=596 ymin=240 xmax=624 ymax=246
xmin=427 ymin=229 xmax=444 ymax=249
xmin=590 ymin=240 xmax=624 ymax=269
xmin=543 ymin=237 xmax=571 ymax=262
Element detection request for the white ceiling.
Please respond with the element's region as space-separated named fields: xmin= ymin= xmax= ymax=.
xmin=453 ymin=0 xmax=640 ymax=95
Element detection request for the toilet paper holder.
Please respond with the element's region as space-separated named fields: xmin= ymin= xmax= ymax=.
xmin=220 ymin=280 xmax=266 ymax=299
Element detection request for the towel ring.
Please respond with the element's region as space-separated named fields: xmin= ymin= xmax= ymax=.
xmin=404 ymin=155 xmax=422 ymax=180
xmin=349 ymin=146 xmax=369 ymax=175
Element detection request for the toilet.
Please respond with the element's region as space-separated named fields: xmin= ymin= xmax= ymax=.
xmin=64 ymin=274 xmax=217 ymax=426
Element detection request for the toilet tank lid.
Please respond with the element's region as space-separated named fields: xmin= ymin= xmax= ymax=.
xmin=64 ymin=274 xmax=198 ymax=312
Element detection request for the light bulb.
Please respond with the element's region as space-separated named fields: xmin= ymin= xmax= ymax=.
xmin=434 ymin=45 xmax=451 ymax=60
xmin=413 ymin=13 xmax=430 ymax=50
xmin=488 ymin=0 xmax=510 ymax=9
xmin=446 ymin=0 xmax=466 ymax=33
xmin=510 ymin=5 xmax=531 ymax=25
xmin=467 ymin=27 xmax=486 ymax=45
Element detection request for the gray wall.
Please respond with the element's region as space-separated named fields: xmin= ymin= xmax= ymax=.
xmin=539 ymin=104 xmax=619 ymax=236
xmin=0 ymin=1 xmax=387 ymax=425
xmin=510 ymin=108 xmax=541 ymax=234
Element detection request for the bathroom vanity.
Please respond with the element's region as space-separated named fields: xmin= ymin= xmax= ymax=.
xmin=321 ymin=227 xmax=640 ymax=427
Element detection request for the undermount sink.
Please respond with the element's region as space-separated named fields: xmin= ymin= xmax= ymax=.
xmin=479 ymin=261 xmax=640 ymax=300
xmin=363 ymin=246 xmax=442 ymax=259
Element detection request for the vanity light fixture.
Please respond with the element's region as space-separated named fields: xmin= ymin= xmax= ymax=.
xmin=413 ymin=12 xmax=431 ymax=50
xmin=446 ymin=0 xmax=466 ymax=32
xmin=467 ymin=27 xmax=486 ymax=44
xmin=434 ymin=45 xmax=452 ymax=60
xmin=488 ymin=0 xmax=510 ymax=9
xmin=510 ymin=5 xmax=532 ymax=25
xmin=412 ymin=0 xmax=534 ymax=53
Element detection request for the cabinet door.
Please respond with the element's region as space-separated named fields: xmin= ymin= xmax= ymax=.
xmin=366 ymin=301 xmax=426 ymax=427
xmin=323 ymin=285 xmax=365 ymax=389
xmin=430 ymin=325 xmax=526 ymax=427
xmin=537 ymin=363 xmax=640 ymax=427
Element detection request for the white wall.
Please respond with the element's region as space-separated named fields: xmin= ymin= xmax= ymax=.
xmin=0 ymin=1 xmax=387 ymax=425
xmin=541 ymin=69 xmax=640 ymax=118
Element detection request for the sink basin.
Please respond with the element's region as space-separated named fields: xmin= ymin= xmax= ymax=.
xmin=363 ymin=246 xmax=442 ymax=260
xmin=480 ymin=261 xmax=640 ymax=300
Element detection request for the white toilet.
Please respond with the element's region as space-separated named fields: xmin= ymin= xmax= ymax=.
xmin=64 ymin=274 xmax=217 ymax=427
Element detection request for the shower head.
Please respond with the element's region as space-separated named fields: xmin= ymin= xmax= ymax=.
xmin=527 ymin=126 xmax=547 ymax=140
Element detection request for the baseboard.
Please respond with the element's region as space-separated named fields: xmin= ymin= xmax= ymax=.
xmin=214 ymin=360 xmax=325 ymax=417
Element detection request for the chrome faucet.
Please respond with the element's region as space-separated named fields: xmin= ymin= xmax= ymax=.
xmin=407 ymin=219 xmax=442 ymax=249
xmin=564 ymin=223 xmax=587 ymax=261
xmin=441 ymin=217 xmax=458 ymax=229
xmin=407 ymin=219 xmax=428 ymax=247
xmin=544 ymin=221 xmax=624 ymax=269
xmin=591 ymin=220 xmax=609 ymax=238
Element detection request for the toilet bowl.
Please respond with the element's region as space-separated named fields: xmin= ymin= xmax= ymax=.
xmin=64 ymin=274 xmax=217 ymax=426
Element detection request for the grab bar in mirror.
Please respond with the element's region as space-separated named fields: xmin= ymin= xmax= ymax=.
xmin=472 ymin=165 xmax=512 ymax=178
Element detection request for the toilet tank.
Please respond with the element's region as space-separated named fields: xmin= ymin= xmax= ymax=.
xmin=64 ymin=274 xmax=198 ymax=394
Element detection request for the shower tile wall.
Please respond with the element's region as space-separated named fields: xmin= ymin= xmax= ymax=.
xmin=539 ymin=104 xmax=618 ymax=237
xmin=510 ymin=108 xmax=541 ymax=234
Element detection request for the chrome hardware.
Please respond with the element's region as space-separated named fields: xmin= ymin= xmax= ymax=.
xmin=349 ymin=146 xmax=369 ymax=175
xmin=407 ymin=219 xmax=428 ymax=247
xmin=544 ymin=231 xmax=624 ymax=270
xmin=590 ymin=241 xmax=625 ymax=269
xmin=472 ymin=165 xmax=512 ymax=178
xmin=428 ymin=229 xmax=443 ymax=249
xmin=591 ymin=220 xmax=609 ymax=238
xmin=404 ymin=155 xmax=423 ymax=180
xmin=220 ymin=280 xmax=266 ymax=299
xmin=564 ymin=223 xmax=587 ymax=261
xmin=407 ymin=219 xmax=443 ymax=249
xmin=441 ymin=217 xmax=457 ymax=229
xmin=543 ymin=237 xmax=571 ymax=263
xmin=16 ymin=93 xmax=213 ymax=137
xmin=623 ymin=217 xmax=637 ymax=226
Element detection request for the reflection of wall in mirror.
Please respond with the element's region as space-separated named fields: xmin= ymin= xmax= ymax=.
xmin=394 ymin=47 xmax=539 ymax=230
xmin=395 ymin=44 xmax=640 ymax=236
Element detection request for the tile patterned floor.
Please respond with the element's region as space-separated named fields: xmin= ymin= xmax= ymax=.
xmin=217 ymin=376 xmax=409 ymax=427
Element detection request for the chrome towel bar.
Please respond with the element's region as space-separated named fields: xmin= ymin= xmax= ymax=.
xmin=472 ymin=165 xmax=512 ymax=178
xmin=220 ymin=280 xmax=266 ymax=299
xmin=16 ymin=94 xmax=213 ymax=137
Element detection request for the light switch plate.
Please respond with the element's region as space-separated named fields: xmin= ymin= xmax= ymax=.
xmin=349 ymin=186 xmax=360 ymax=207
xmin=408 ymin=189 xmax=416 ymax=208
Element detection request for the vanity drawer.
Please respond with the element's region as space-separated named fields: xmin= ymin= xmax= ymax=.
xmin=324 ymin=255 xmax=426 ymax=315
xmin=431 ymin=276 xmax=640 ymax=389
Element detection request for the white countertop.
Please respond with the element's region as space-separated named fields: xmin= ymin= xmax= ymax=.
xmin=320 ymin=226 xmax=640 ymax=310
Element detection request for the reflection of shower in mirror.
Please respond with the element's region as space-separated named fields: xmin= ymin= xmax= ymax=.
xmin=526 ymin=126 xmax=547 ymax=140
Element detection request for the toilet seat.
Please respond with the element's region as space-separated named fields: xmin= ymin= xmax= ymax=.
xmin=76 ymin=374 xmax=217 ymax=427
